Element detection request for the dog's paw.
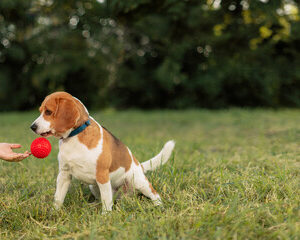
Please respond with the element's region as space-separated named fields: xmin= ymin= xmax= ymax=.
xmin=153 ymin=197 xmax=163 ymax=206
xmin=101 ymin=207 xmax=112 ymax=215
xmin=53 ymin=200 xmax=63 ymax=210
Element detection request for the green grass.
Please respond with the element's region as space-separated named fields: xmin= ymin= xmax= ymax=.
xmin=0 ymin=109 xmax=299 ymax=239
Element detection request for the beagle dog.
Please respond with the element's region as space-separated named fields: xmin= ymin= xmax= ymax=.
xmin=30 ymin=92 xmax=175 ymax=213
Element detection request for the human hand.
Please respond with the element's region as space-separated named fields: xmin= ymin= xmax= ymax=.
xmin=0 ymin=143 xmax=31 ymax=162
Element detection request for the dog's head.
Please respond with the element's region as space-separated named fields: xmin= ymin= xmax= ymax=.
xmin=30 ymin=92 xmax=89 ymax=138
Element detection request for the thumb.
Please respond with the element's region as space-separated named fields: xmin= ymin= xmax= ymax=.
xmin=9 ymin=144 xmax=22 ymax=149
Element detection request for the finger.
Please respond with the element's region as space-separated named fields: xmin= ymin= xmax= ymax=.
xmin=19 ymin=153 xmax=30 ymax=157
xmin=3 ymin=154 xmax=21 ymax=162
xmin=9 ymin=144 xmax=22 ymax=149
xmin=8 ymin=153 xmax=22 ymax=158
xmin=24 ymin=151 xmax=32 ymax=155
xmin=8 ymin=153 xmax=29 ymax=160
xmin=11 ymin=153 xmax=29 ymax=162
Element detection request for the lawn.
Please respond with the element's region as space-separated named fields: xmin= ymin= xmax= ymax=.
xmin=0 ymin=109 xmax=299 ymax=239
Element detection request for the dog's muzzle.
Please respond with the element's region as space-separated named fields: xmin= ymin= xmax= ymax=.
xmin=30 ymin=123 xmax=38 ymax=133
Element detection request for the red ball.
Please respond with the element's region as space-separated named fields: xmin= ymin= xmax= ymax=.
xmin=31 ymin=137 xmax=52 ymax=159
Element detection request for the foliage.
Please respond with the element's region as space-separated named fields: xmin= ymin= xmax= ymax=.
xmin=0 ymin=0 xmax=299 ymax=110
xmin=0 ymin=109 xmax=299 ymax=239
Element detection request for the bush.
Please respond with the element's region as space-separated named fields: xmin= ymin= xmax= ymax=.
xmin=0 ymin=0 xmax=299 ymax=110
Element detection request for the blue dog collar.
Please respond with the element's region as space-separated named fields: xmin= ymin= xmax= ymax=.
xmin=68 ymin=120 xmax=91 ymax=138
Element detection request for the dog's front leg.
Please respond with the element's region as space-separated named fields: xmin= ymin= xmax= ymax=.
xmin=97 ymin=181 xmax=113 ymax=213
xmin=54 ymin=170 xmax=71 ymax=209
xmin=96 ymin=169 xmax=113 ymax=213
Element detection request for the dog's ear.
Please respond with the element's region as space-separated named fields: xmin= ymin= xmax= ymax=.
xmin=54 ymin=98 xmax=80 ymax=134
xmin=39 ymin=97 xmax=48 ymax=113
xmin=53 ymin=98 xmax=61 ymax=117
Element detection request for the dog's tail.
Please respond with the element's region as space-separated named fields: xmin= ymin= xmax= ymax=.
xmin=141 ymin=140 xmax=175 ymax=173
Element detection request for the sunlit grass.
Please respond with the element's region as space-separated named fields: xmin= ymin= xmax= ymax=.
xmin=0 ymin=109 xmax=299 ymax=239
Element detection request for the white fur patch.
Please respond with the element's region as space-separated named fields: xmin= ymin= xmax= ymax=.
xmin=141 ymin=140 xmax=175 ymax=173
xmin=97 ymin=181 xmax=113 ymax=212
xmin=110 ymin=167 xmax=126 ymax=189
xmin=58 ymin=123 xmax=103 ymax=184
xmin=33 ymin=114 xmax=51 ymax=135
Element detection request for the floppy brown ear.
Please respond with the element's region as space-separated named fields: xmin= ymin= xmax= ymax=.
xmin=54 ymin=98 xmax=61 ymax=117
xmin=54 ymin=98 xmax=80 ymax=134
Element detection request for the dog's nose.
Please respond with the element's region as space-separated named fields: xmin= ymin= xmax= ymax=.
xmin=30 ymin=123 xmax=38 ymax=132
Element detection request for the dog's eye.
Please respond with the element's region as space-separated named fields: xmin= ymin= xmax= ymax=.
xmin=45 ymin=110 xmax=52 ymax=116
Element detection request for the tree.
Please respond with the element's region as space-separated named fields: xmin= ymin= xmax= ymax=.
xmin=0 ymin=0 xmax=299 ymax=110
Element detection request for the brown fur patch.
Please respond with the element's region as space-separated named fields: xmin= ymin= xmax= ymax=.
xmin=96 ymin=131 xmax=111 ymax=184
xmin=78 ymin=119 xmax=100 ymax=149
xmin=96 ymin=168 xmax=110 ymax=184
xmin=145 ymin=176 xmax=157 ymax=194
xmin=96 ymin=127 xmax=135 ymax=184
xmin=104 ymin=128 xmax=133 ymax=172
xmin=149 ymin=182 xmax=157 ymax=194
xmin=51 ymin=98 xmax=80 ymax=134
xmin=72 ymin=98 xmax=89 ymax=128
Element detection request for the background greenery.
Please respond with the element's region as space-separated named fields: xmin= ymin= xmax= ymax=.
xmin=0 ymin=109 xmax=299 ymax=239
xmin=0 ymin=0 xmax=300 ymax=111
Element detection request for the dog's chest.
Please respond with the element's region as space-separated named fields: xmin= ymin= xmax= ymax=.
xmin=58 ymin=137 xmax=102 ymax=184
